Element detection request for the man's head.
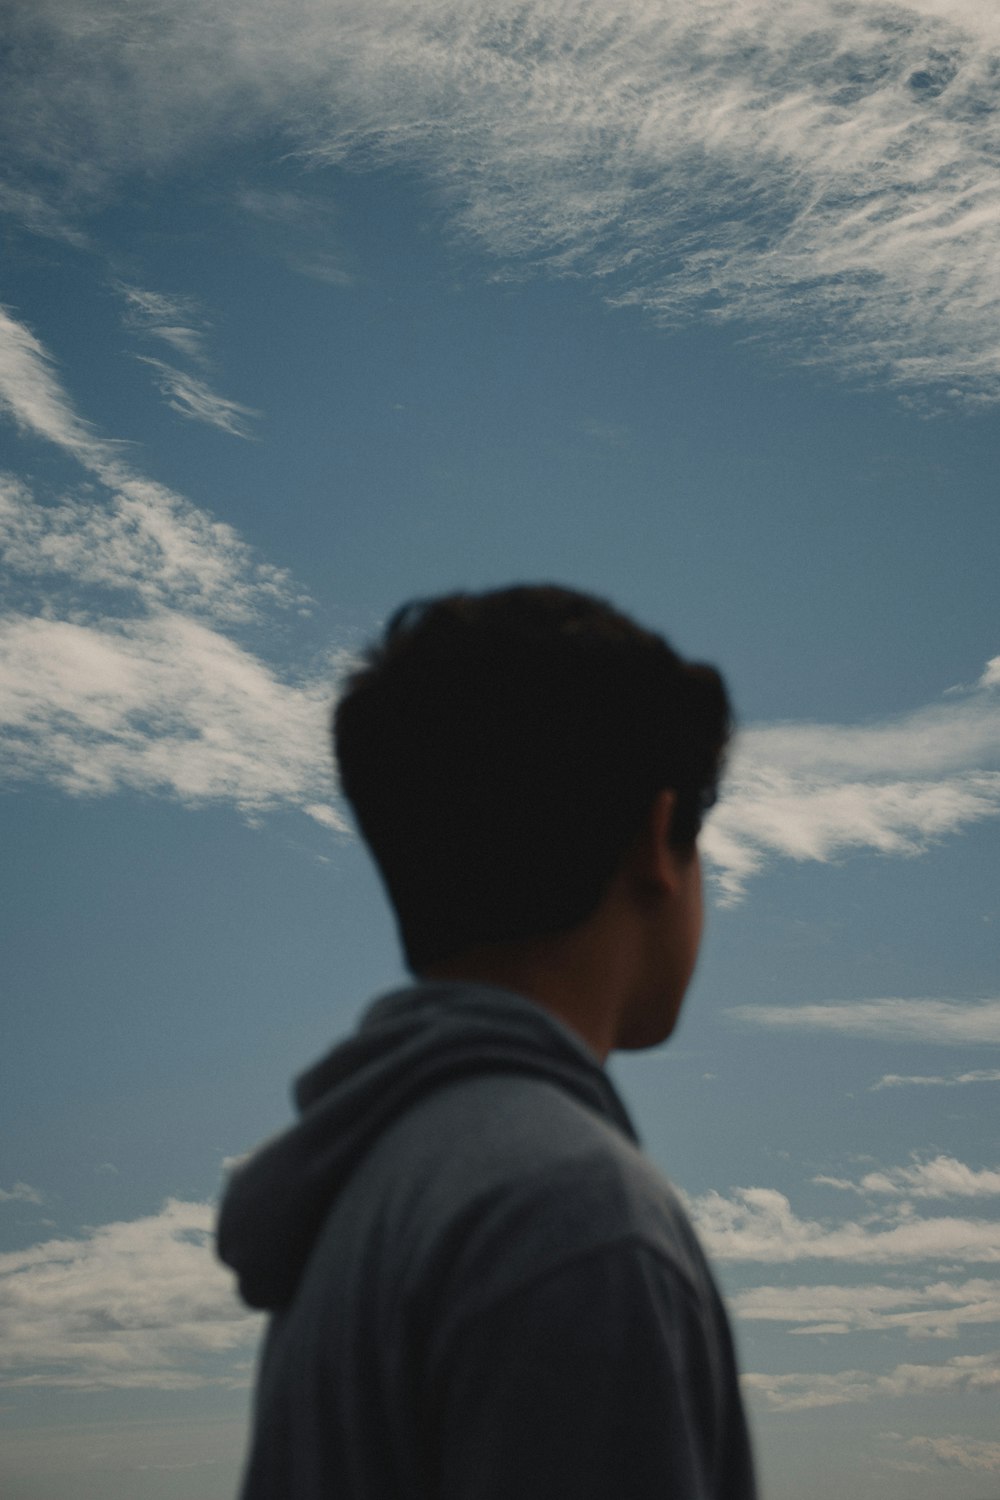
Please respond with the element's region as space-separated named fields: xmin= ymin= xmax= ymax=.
xmin=334 ymin=585 xmax=731 ymax=976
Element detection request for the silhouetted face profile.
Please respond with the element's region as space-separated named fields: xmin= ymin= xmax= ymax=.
xmin=618 ymin=842 xmax=705 ymax=1052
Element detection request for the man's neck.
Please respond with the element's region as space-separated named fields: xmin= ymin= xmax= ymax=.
xmin=422 ymin=905 xmax=640 ymax=1064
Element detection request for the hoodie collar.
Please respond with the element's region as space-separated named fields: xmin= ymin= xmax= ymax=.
xmin=218 ymin=982 xmax=637 ymax=1310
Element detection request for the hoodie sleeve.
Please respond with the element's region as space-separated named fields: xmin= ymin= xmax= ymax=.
xmin=428 ymin=1236 xmax=756 ymax=1500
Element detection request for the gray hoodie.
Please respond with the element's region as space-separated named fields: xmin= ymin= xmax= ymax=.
xmin=218 ymin=983 xmax=756 ymax=1499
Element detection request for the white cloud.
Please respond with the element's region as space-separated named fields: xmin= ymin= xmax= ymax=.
xmin=873 ymin=1068 xmax=1000 ymax=1090
xmin=0 ymin=1183 xmax=43 ymax=1205
xmin=146 ymin=326 xmax=206 ymax=359
xmin=887 ymin=1432 xmax=1000 ymax=1474
xmin=0 ymin=471 xmax=295 ymax=624
xmin=0 ymin=309 xmax=277 ymax=609
xmin=0 ymin=303 xmax=107 ymax=464
xmin=688 ymin=1184 xmax=1000 ymax=1264
xmin=119 ymin=287 xmax=198 ymax=324
xmin=136 ymin=358 xmax=261 ymax=438
xmin=7 ymin=3 xmax=1000 ymax=400
xmin=733 ymin=1277 xmax=1000 ymax=1338
xmin=744 ymin=1349 xmax=1000 ymax=1412
xmin=725 ymin=687 xmax=1000 ymax=778
xmin=731 ymin=997 xmax=1000 ymax=1045
xmin=0 ymin=307 xmax=343 ymax=826
xmin=0 ymin=1199 xmax=260 ymax=1390
xmin=118 ymin=283 xmax=208 ymax=361
xmin=702 ymin=676 xmax=1000 ymax=900
xmin=3 ymin=302 xmax=997 ymax=864
xmin=816 ymin=1155 xmax=1000 ymax=1200
xmin=0 ymin=610 xmax=341 ymax=816
xmin=119 ymin=282 xmax=260 ymax=428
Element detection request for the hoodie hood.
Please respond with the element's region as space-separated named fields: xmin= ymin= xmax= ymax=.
xmin=217 ymin=982 xmax=638 ymax=1311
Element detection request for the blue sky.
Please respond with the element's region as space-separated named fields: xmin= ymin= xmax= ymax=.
xmin=2 ymin=2 xmax=999 ymax=1496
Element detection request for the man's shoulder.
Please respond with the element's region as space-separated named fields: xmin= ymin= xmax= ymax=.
xmin=361 ymin=1068 xmax=711 ymax=1313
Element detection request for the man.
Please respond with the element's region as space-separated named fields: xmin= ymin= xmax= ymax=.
xmin=218 ymin=584 xmax=756 ymax=1499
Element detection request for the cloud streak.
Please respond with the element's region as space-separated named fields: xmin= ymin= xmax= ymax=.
xmin=734 ymin=1277 xmax=1000 ymax=1340
xmin=136 ymin=358 xmax=261 ymax=438
xmin=0 ymin=1200 xmax=259 ymax=1390
xmin=118 ymin=284 xmax=208 ymax=362
xmin=6 ymin=3 xmax=1000 ymax=400
xmin=744 ymin=1349 xmax=1000 ymax=1412
xmin=873 ymin=1067 xmax=1000 ymax=1090
xmin=702 ymin=670 xmax=1000 ymax=900
xmin=731 ymin=1272 xmax=1000 ymax=1344
xmin=688 ymin=1184 xmax=1000 ymax=1264
xmin=889 ymin=1432 xmax=1000 ymax=1475
xmin=0 ymin=303 xmax=285 ymax=612
xmin=0 ymin=469 xmax=294 ymax=624
xmin=116 ymin=285 xmax=261 ymax=434
xmin=816 ymin=1155 xmax=1000 ymax=1200
xmin=0 ymin=610 xmax=339 ymax=815
xmin=731 ymin=996 xmax=1000 ymax=1045
xmin=0 ymin=306 xmax=342 ymax=826
xmin=0 ymin=303 xmax=107 ymax=465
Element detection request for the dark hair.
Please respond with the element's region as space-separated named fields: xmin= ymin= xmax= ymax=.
xmin=334 ymin=585 xmax=732 ymax=972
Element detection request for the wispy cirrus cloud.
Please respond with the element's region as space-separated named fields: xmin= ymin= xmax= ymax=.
xmin=0 ymin=470 xmax=292 ymax=623
xmin=0 ymin=303 xmax=108 ymax=464
xmin=0 ymin=609 xmax=338 ymax=814
xmin=0 ymin=305 xmax=342 ymax=826
xmin=0 ymin=302 xmax=296 ymax=619
xmin=136 ymin=357 xmax=261 ymax=438
xmin=731 ymin=996 xmax=1000 ymax=1045
xmin=703 ymin=668 xmax=1000 ymax=901
xmin=6 ymin=3 xmax=1000 ymax=401
xmin=117 ymin=284 xmax=262 ymax=432
xmin=0 ymin=1199 xmax=259 ymax=1390
xmin=873 ymin=1067 xmax=1000 ymax=1090
xmin=744 ymin=1349 xmax=1000 ymax=1412
xmin=118 ymin=283 xmax=208 ymax=361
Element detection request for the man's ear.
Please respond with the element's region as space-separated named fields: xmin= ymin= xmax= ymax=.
xmin=633 ymin=788 xmax=683 ymax=896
